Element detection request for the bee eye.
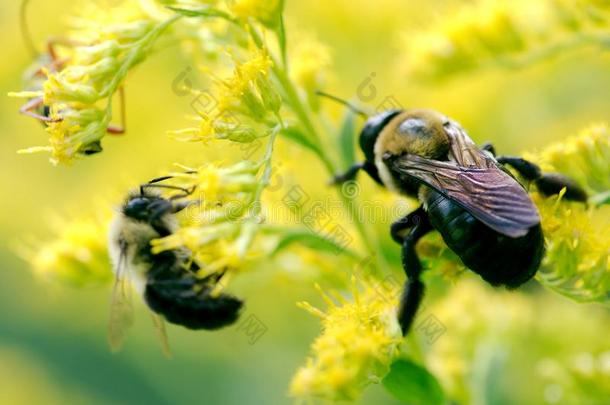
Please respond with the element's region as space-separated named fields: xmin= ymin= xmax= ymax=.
xmin=124 ymin=197 xmax=153 ymax=219
xmin=398 ymin=118 xmax=429 ymax=137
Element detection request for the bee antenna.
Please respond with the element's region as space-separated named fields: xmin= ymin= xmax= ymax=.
xmin=20 ymin=0 xmax=39 ymax=57
xmin=316 ymin=90 xmax=368 ymax=118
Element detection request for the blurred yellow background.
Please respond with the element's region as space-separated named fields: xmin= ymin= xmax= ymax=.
xmin=1 ymin=0 xmax=609 ymax=404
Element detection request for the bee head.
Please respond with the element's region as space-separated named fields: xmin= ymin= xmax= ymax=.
xmin=376 ymin=109 xmax=451 ymax=160
xmin=123 ymin=193 xmax=171 ymax=222
xmin=359 ymin=110 xmax=402 ymax=163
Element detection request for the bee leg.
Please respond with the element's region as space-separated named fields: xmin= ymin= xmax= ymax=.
xmin=497 ymin=156 xmax=588 ymax=202
xmin=391 ymin=205 xmax=426 ymax=244
xmin=329 ymin=161 xmax=383 ymax=186
xmin=496 ymin=156 xmax=541 ymax=181
xmin=329 ymin=162 xmax=364 ymax=185
xmin=398 ymin=213 xmax=432 ymax=336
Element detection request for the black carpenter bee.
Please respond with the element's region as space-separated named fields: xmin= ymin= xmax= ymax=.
xmin=107 ymin=176 xmax=243 ymax=352
xmin=322 ymin=94 xmax=587 ymax=336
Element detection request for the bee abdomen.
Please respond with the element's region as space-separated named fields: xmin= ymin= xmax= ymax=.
xmin=144 ymin=252 xmax=243 ymax=330
xmin=145 ymin=282 xmax=243 ymax=330
xmin=425 ymin=189 xmax=544 ymax=288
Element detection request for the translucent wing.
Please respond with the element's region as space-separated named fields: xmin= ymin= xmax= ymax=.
xmin=443 ymin=120 xmax=491 ymax=168
xmin=150 ymin=312 xmax=172 ymax=358
xmin=388 ymin=154 xmax=541 ymax=238
xmin=108 ymin=240 xmax=135 ymax=352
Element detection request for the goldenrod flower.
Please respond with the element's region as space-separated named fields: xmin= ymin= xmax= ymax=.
xmin=151 ymin=128 xmax=277 ymax=292
xmin=12 ymin=1 xmax=180 ymax=164
xmin=173 ymin=46 xmax=281 ymax=143
xmin=527 ymin=123 xmax=610 ymax=195
xmin=19 ymin=105 xmax=109 ymax=165
xmin=399 ymin=0 xmax=610 ymax=80
xmin=20 ymin=216 xmax=112 ymax=287
xmin=150 ymin=161 xmax=258 ymax=237
xmin=290 ymin=36 xmax=331 ymax=110
xmin=291 ymin=37 xmax=331 ymax=91
xmin=168 ymin=161 xmax=260 ymax=205
xmin=229 ymin=0 xmax=281 ymax=26
xmin=523 ymin=124 xmax=610 ymax=303
xmin=290 ymin=280 xmax=402 ymax=401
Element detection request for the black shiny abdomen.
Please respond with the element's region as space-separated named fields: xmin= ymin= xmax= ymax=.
xmin=425 ymin=189 xmax=544 ymax=288
xmin=143 ymin=249 xmax=242 ymax=330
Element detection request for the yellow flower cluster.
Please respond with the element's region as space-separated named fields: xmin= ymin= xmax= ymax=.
xmin=171 ymin=47 xmax=281 ymax=144
xmin=524 ymin=124 xmax=610 ymax=303
xmin=20 ymin=216 xmax=112 ymax=287
xmin=150 ymin=162 xmax=260 ymax=279
xmin=289 ymin=36 xmax=332 ymax=110
xmin=151 ymin=126 xmax=277 ymax=290
xmin=530 ymin=123 xmax=610 ymax=195
xmin=290 ymin=280 xmax=402 ymax=401
xmin=229 ymin=0 xmax=281 ymax=26
xmin=172 ymin=161 xmax=260 ymax=206
xmin=12 ymin=1 xmax=179 ymax=164
xmin=399 ymin=0 xmax=610 ymax=80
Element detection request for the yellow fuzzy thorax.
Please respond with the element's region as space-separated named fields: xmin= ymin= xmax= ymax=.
xmin=375 ymin=109 xmax=451 ymax=159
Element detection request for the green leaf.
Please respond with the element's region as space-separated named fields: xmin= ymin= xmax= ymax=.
xmin=276 ymin=15 xmax=287 ymax=67
xmin=275 ymin=0 xmax=287 ymax=66
xmin=338 ymin=109 xmax=357 ymax=167
xmin=280 ymin=126 xmax=325 ymax=160
xmin=271 ymin=229 xmax=358 ymax=258
xmin=382 ymin=359 xmax=445 ymax=405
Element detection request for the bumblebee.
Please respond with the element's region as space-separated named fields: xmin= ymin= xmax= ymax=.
xmin=328 ymin=101 xmax=587 ymax=336
xmin=107 ymin=176 xmax=243 ymax=351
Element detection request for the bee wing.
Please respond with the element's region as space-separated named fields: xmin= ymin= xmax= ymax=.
xmin=108 ymin=241 xmax=135 ymax=352
xmin=149 ymin=312 xmax=172 ymax=358
xmin=443 ymin=120 xmax=492 ymax=168
xmin=389 ymin=154 xmax=540 ymax=238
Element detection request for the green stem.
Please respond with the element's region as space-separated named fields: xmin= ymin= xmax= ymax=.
xmin=484 ymin=31 xmax=610 ymax=71
xmin=248 ymin=25 xmax=328 ymax=159
xmin=248 ymin=23 xmax=387 ymax=271
xmin=236 ymin=126 xmax=280 ymax=257
xmin=254 ymin=126 xmax=280 ymax=207
xmin=102 ymin=15 xmax=182 ymax=99
xmin=104 ymin=15 xmax=182 ymax=123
